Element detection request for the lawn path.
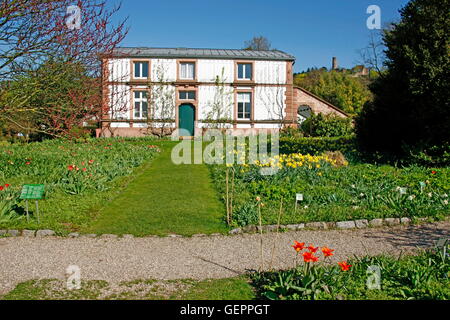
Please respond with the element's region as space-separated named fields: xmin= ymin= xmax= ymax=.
xmin=84 ymin=141 xmax=228 ymax=236
xmin=0 ymin=221 xmax=448 ymax=295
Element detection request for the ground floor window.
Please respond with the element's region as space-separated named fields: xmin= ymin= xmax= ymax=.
xmin=237 ymin=92 xmax=252 ymax=120
xmin=134 ymin=91 xmax=148 ymax=119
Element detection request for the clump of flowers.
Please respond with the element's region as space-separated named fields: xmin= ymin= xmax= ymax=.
xmin=0 ymin=184 xmax=11 ymax=191
xmin=292 ymin=241 xmax=351 ymax=272
xmin=254 ymin=153 xmax=341 ymax=170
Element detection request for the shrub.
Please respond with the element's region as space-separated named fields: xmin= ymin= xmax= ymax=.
xmin=280 ymin=136 xmax=357 ymax=156
xmin=279 ymin=127 xmax=303 ymax=139
xmin=323 ymin=151 xmax=349 ymax=167
xmin=301 ymin=113 xmax=353 ymax=137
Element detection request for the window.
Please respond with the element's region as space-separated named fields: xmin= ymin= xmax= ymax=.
xmin=134 ymin=91 xmax=148 ymax=119
xmin=179 ymin=91 xmax=196 ymax=100
xmin=297 ymin=105 xmax=312 ymax=124
xmin=133 ymin=61 xmax=149 ymax=79
xmin=237 ymin=63 xmax=252 ymax=81
xmin=237 ymin=92 xmax=252 ymax=120
xmin=179 ymin=62 xmax=195 ymax=80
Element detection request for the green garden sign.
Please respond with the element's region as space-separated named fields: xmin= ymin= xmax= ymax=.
xmin=20 ymin=184 xmax=45 ymax=223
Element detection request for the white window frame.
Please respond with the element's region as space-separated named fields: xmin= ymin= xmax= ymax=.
xmin=133 ymin=61 xmax=149 ymax=79
xmin=134 ymin=91 xmax=148 ymax=119
xmin=179 ymin=91 xmax=196 ymax=100
xmin=237 ymin=63 xmax=252 ymax=81
xmin=179 ymin=62 xmax=195 ymax=80
xmin=237 ymin=92 xmax=252 ymax=120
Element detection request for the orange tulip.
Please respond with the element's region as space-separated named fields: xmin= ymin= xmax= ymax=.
xmin=303 ymin=251 xmax=319 ymax=263
xmin=321 ymin=247 xmax=335 ymax=257
xmin=292 ymin=241 xmax=305 ymax=252
xmin=307 ymin=244 xmax=319 ymax=253
xmin=338 ymin=261 xmax=352 ymax=271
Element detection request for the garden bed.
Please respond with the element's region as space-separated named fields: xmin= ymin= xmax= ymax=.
xmin=251 ymin=240 xmax=450 ymax=300
xmin=209 ymin=153 xmax=450 ymax=228
xmin=0 ymin=138 xmax=162 ymax=233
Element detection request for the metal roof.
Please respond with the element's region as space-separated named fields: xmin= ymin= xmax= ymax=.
xmin=112 ymin=47 xmax=296 ymax=61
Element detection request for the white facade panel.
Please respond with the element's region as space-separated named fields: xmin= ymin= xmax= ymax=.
xmin=197 ymin=59 xmax=234 ymax=83
xmin=110 ymin=122 xmax=131 ymax=128
xmin=108 ymin=59 xmax=130 ymax=82
xmin=198 ymin=85 xmax=234 ymax=121
xmin=254 ymin=61 xmax=287 ymax=84
xmin=151 ymin=59 xmax=177 ymax=82
xmin=108 ymin=84 xmax=131 ymax=120
xmin=254 ymin=86 xmax=286 ymax=121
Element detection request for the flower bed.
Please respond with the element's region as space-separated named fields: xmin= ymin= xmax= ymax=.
xmin=0 ymin=138 xmax=161 ymax=232
xmin=252 ymin=240 xmax=450 ymax=300
xmin=209 ymin=153 xmax=449 ymax=227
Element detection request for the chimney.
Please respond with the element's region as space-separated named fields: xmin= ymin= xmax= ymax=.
xmin=332 ymin=57 xmax=338 ymax=70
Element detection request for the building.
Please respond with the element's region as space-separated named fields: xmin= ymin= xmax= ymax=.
xmin=100 ymin=47 xmax=348 ymax=137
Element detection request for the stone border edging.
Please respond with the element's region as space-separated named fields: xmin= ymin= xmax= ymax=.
xmin=229 ymin=217 xmax=433 ymax=235
xmin=0 ymin=217 xmax=440 ymax=239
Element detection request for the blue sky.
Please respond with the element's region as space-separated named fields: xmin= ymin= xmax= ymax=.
xmin=109 ymin=0 xmax=410 ymax=73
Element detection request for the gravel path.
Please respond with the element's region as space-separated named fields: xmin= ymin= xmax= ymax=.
xmin=0 ymin=221 xmax=449 ymax=295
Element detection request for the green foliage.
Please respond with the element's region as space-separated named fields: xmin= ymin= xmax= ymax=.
xmin=233 ymin=202 xmax=259 ymax=227
xmin=294 ymin=69 xmax=372 ymax=115
xmin=300 ymin=113 xmax=353 ymax=137
xmin=0 ymin=138 xmax=161 ymax=232
xmin=0 ymin=59 xmax=100 ymax=139
xmin=3 ymin=276 xmax=255 ymax=300
xmin=209 ymin=159 xmax=450 ymax=227
xmin=253 ymin=246 xmax=450 ymax=300
xmin=280 ymin=136 xmax=357 ymax=156
xmin=356 ymin=0 xmax=450 ymax=165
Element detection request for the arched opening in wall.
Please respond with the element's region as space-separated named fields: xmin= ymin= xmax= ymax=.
xmin=297 ymin=105 xmax=312 ymax=125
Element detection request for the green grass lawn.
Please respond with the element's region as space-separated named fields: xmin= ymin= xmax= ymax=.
xmin=84 ymin=141 xmax=228 ymax=236
xmin=2 ymin=276 xmax=255 ymax=300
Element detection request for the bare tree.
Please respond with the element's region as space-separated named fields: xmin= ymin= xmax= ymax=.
xmin=357 ymin=28 xmax=391 ymax=76
xmin=244 ymin=36 xmax=271 ymax=51
xmin=0 ymin=0 xmax=128 ymax=138
xmin=203 ymin=68 xmax=233 ymax=130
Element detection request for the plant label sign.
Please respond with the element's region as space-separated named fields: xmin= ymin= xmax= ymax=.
xmin=20 ymin=184 xmax=45 ymax=200
xmin=295 ymin=194 xmax=304 ymax=212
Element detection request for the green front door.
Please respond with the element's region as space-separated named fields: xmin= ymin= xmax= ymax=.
xmin=179 ymin=104 xmax=195 ymax=136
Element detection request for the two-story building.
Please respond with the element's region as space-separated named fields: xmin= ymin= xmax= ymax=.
xmin=100 ymin=47 xmax=347 ymax=137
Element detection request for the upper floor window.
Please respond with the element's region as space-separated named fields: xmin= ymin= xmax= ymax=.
xmin=134 ymin=91 xmax=148 ymax=119
xmin=133 ymin=61 xmax=149 ymax=79
xmin=179 ymin=91 xmax=196 ymax=100
xmin=180 ymin=62 xmax=195 ymax=80
xmin=237 ymin=92 xmax=252 ymax=120
xmin=237 ymin=63 xmax=252 ymax=81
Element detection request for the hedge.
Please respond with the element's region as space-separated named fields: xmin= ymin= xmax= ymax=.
xmin=279 ymin=135 xmax=357 ymax=155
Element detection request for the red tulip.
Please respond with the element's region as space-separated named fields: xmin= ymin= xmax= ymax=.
xmin=292 ymin=241 xmax=305 ymax=252
xmin=321 ymin=247 xmax=335 ymax=257
xmin=303 ymin=251 xmax=319 ymax=263
xmin=307 ymin=244 xmax=319 ymax=253
xmin=338 ymin=261 xmax=352 ymax=271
